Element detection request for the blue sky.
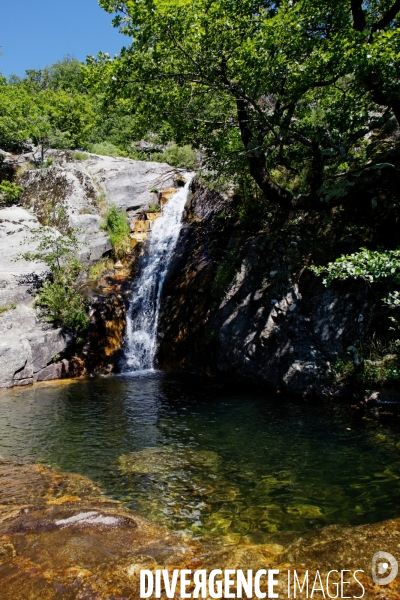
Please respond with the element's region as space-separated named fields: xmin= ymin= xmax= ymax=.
xmin=0 ymin=0 xmax=128 ymax=78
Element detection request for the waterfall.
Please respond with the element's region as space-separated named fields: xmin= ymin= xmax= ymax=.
xmin=124 ymin=179 xmax=192 ymax=371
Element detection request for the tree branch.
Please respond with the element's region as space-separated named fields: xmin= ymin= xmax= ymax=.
xmin=371 ymin=0 xmax=400 ymax=34
xmin=351 ymin=0 xmax=367 ymax=31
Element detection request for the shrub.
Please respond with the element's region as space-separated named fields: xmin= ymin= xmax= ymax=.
xmin=153 ymin=145 xmax=197 ymax=170
xmin=0 ymin=181 xmax=24 ymax=203
xmin=102 ymin=205 xmax=130 ymax=258
xmin=148 ymin=203 xmax=160 ymax=213
xmin=16 ymin=218 xmax=89 ymax=336
xmin=71 ymin=151 xmax=89 ymax=160
xmin=36 ymin=273 xmax=89 ymax=337
xmin=0 ymin=303 xmax=17 ymax=315
xmin=89 ymin=142 xmax=126 ymax=157
xmin=310 ymin=248 xmax=400 ymax=287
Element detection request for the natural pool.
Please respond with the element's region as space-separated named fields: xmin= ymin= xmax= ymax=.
xmin=1 ymin=372 xmax=400 ymax=545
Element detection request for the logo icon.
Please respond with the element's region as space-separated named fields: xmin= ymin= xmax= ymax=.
xmin=372 ymin=551 xmax=398 ymax=585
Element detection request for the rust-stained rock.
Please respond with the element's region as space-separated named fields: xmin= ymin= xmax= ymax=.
xmin=159 ymin=187 xmax=177 ymax=207
xmin=83 ymin=289 xmax=127 ymax=373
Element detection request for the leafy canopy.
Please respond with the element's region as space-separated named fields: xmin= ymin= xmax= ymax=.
xmin=93 ymin=0 xmax=400 ymax=206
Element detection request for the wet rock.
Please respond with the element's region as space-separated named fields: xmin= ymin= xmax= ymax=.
xmin=34 ymin=362 xmax=64 ymax=382
xmin=0 ymin=459 xmax=400 ymax=599
xmin=83 ymin=286 xmax=127 ymax=373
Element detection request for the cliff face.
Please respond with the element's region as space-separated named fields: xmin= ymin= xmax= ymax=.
xmin=0 ymin=149 xmax=186 ymax=388
xmin=157 ymin=168 xmax=400 ymax=395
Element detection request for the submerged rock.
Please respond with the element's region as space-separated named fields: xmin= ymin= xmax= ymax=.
xmin=119 ymin=446 xmax=221 ymax=474
xmin=1 ymin=458 xmax=400 ymax=598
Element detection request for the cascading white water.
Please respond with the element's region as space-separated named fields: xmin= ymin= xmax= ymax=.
xmin=124 ymin=179 xmax=192 ymax=371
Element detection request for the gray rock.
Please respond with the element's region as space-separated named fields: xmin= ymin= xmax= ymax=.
xmin=18 ymin=152 xmax=189 ymax=265
xmin=70 ymin=214 xmax=112 ymax=264
xmin=157 ymin=182 xmax=377 ymax=396
xmin=0 ymin=206 xmax=49 ymax=306
xmin=0 ymin=304 xmax=71 ymax=389
xmin=34 ymin=362 xmax=64 ymax=382
xmin=0 ymin=335 xmax=32 ymax=388
xmin=85 ymin=154 xmax=180 ymax=216
xmin=365 ymin=389 xmax=400 ymax=404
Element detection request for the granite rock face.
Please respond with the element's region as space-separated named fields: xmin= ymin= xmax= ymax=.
xmin=0 ymin=304 xmax=71 ymax=388
xmin=18 ymin=151 xmax=183 ymax=265
xmin=157 ymin=183 xmax=379 ymax=396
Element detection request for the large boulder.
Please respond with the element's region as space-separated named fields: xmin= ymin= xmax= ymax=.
xmin=0 ymin=304 xmax=71 ymax=388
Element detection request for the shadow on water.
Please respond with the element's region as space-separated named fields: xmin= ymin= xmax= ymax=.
xmin=1 ymin=372 xmax=400 ymax=544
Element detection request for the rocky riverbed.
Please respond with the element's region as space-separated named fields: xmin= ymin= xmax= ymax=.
xmin=1 ymin=458 xmax=400 ymax=599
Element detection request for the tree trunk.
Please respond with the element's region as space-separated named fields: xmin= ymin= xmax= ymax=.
xmin=235 ymin=99 xmax=293 ymax=209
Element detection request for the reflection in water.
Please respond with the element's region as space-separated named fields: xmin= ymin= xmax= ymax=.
xmin=1 ymin=373 xmax=400 ymax=543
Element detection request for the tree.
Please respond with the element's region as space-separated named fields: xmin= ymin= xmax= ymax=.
xmin=17 ymin=221 xmax=89 ymax=336
xmin=94 ymin=0 xmax=400 ymax=208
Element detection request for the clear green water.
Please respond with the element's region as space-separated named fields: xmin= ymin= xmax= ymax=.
xmin=1 ymin=372 xmax=400 ymax=544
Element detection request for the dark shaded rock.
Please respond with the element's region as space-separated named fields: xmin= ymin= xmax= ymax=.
xmin=157 ymin=182 xmax=388 ymax=396
xmin=366 ymin=389 xmax=400 ymax=404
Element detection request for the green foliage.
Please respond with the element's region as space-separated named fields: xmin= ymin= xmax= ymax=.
xmin=310 ymin=248 xmax=400 ymax=286
xmin=16 ymin=221 xmax=89 ymax=335
xmin=102 ymin=205 xmax=130 ymax=258
xmin=19 ymin=223 xmax=81 ymax=271
xmin=71 ymin=151 xmax=89 ymax=160
xmin=152 ymin=145 xmax=197 ymax=169
xmin=93 ymin=0 xmax=400 ymax=205
xmin=88 ymin=257 xmax=114 ymax=281
xmin=331 ymin=358 xmax=355 ymax=383
xmin=0 ymin=181 xmax=24 ymax=202
xmin=360 ymin=356 xmax=400 ymax=385
xmin=0 ymin=303 xmax=17 ymax=316
xmin=88 ymin=141 xmax=126 ymax=157
xmin=36 ymin=273 xmax=89 ymax=336
xmin=0 ymin=58 xmax=95 ymax=153
xmin=148 ymin=204 xmax=160 ymax=213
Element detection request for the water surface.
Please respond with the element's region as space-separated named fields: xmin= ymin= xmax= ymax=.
xmin=1 ymin=373 xmax=400 ymax=544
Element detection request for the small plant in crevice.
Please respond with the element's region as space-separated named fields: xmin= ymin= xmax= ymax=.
xmin=101 ymin=205 xmax=130 ymax=259
xmin=212 ymin=244 xmax=242 ymax=301
xmin=148 ymin=203 xmax=160 ymax=213
xmin=0 ymin=303 xmax=17 ymax=315
xmin=88 ymin=257 xmax=114 ymax=281
xmin=71 ymin=151 xmax=89 ymax=161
